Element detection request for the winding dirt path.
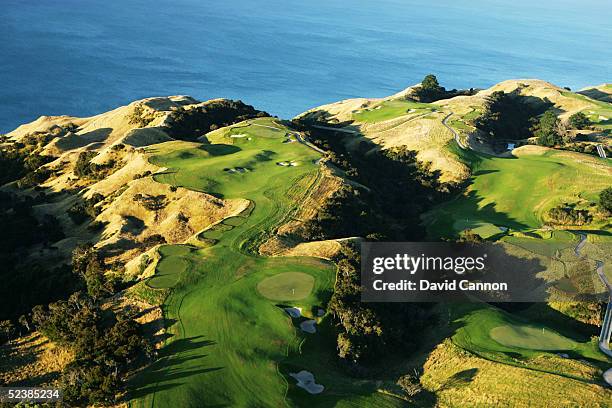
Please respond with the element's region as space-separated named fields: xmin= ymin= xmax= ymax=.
xmin=441 ymin=112 xmax=466 ymax=150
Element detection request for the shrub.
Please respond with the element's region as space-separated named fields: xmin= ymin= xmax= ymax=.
xmin=133 ymin=194 xmax=167 ymax=211
xmin=164 ymin=99 xmax=269 ymax=141
xmin=568 ymin=112 xmax=590 ymax=129
xmin=599 ymin=187 xmax=612 ymax=213
xmin=547 ymin=205 xmax=591 ymax=225
xmin=535 ymin=110 xmax=562 ymax=147
xmin=397 ymin=373 xmax=423 ymax=397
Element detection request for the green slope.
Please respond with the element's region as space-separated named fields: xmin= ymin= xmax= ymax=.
xmin=424 ymin=146 xmax=612 ymax=238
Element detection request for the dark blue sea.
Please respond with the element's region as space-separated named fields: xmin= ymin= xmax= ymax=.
xmin=1 ymin=0 xmax=611 ymax=132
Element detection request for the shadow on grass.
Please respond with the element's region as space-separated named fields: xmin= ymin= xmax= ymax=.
xmin=198 ymin=143 xmax=240 ymax=156
xmin=429 ymin=189 xmax=531 ymax=240
xmin=128 ymin=336 xmax=222 ymax=401
xmin=439 ymin=368 xmax=479 ymax=391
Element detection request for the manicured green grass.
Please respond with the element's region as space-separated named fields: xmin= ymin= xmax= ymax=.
xmin=257 ymin=272 xmax=315 ymax=301
xmin=424 ymin=149 xmax=612 ymax=239
xmin=130 ymin=117 xmax=400 ymax=407
xmin=451 ymin=304 xmax=609 ymax=371
xmin=452 ymin=219 xmax=503 ymax=239
xmin=489 ymin=324 xmax=575 ymax=351
xmin=147 ymin=245 xmax=192 ymax=289
xmin=352 ymin=100 xmax=435 ymax=123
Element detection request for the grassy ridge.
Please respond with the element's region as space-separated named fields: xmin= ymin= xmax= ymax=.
xmin=352 ymin=100 xmax=436 ymax=123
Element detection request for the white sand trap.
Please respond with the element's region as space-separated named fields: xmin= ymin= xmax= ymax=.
xmin=277 ymin=161 xmax=289 ymax=166
xmin=317 ymin=308 xmax=325 ymax=317
xmin=230 ymin=133 xmax=247 ymax=138
xmin=599 ymin=115 xmax=609 ymax=121
xmin=284 ymin=307 xmax=302 ymax=318
xmin=289 ymin=161 xmax=300 ymax=166
xmin=375 ymin=106 xmax=382 ymax=110
xmin=289 ymin=371 xmax=324 ymax=394
xmin=300 ymin=319 xmax=317 ymax=333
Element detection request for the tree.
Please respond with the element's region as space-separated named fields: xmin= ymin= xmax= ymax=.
xmin=473 ymin=91 xmax=548 ymax=141
xmin=414 ymin=74 xmax=445 ymax=102
xmin=0 ymin=320 xmax=15 ymax=343
xmin=600 ymin=187 xmax=612 ymax=213
xmin=568 ymin=112 xmax=590 ymax=129
xmin=18 ymin=314 xmax=30 ymax=334
xmin=535 ymin=110 xmax=562 ymax=147
xmin=421 ymin=74 xmax=441 ymax=91
xmin=397 ymin=373 xmax=423 ymax=397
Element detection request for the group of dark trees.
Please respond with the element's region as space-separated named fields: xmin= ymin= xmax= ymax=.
xmin=294 ymin=117 xmax=449 ymax=243
xmin=68 ymin=193 xmax=104 ymax=224
xmin=1 ymin=129 xmax=152 ymax=406
xmin=292 ymin=118 xmax=446 ymax=371
xmin=74 ymin=151 xmax=120 ymax=180
xmin=164 ymin=99 xmax=269 ymax=141
xmin=568 ymin=112 xmax=591 ymax=129
xmin=534 ymin=110 xmax=563 ymax=147
xmin=413 ymin=74 xmax=476 ymax=103
xmin=0 ymin=133 xmax=56 ymax=188
xmin=31 ymin=291 xmax=151 ymax=405
xmin=471 ymin=90 xmax=607 ymax=154
xmin=329 ymin=244 xmax=433 ymax=369
xmin=599 ymin=187 xmax=612 ymax=214
xmin=547 ymin=204 xmax=592 ymax=226
xmin=473 ymin=90 xmax=551 ymax=142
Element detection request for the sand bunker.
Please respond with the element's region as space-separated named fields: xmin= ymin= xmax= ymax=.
xmin=300 ymin=320 xmax=317 ymax=333
xmin=230 ymin=133 xmax=247 ymax=138
xmin=284 ymin=307 xmax=302 ymax=318
xmin=289 ymin=370 xmax=324 ymax=394
xmin=224 ymin=167 xmax=249 ymax=174
xmin=277 ymin=160 xmax=300 ymax=167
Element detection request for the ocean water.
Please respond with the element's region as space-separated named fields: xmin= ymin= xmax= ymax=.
xmin=1 ymin=0 xmax=611 ymax=132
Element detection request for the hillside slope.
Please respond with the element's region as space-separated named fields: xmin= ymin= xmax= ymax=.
xmin=298 ymin=79 xmax=612 ymax=183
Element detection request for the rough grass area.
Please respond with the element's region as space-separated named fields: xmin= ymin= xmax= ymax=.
xmin=352 ymin=100 xmax=436 ymax=123
xmin=424 ymin=148 xmax=612 ymax=238
xmin=257 ymin=272 xmax=315 ymax=301
xmin=422 ymin=338 xmax=610 ymax=407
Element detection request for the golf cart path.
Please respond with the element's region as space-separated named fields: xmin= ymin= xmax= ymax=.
xmin=575 ymin=234 xmax=612 ymax=386
xmin=441 ymin=112 xmax=467 ymax=150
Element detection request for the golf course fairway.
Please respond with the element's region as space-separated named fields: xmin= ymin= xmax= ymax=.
xmin=425 ymin=146 xmax=612 ymax=238
xmin=129 ymin=118 xmax=403 ymax=407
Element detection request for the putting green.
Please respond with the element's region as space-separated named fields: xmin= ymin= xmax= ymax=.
xmin=489 ymin=324 xmax=576 ymax=351
xmin=257 ymin=272 xmax=315 ymax=301
xmin=147 ymin=245 xmax=191 ymax=288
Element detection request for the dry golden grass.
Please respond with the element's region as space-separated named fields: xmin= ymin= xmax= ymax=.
xmin=421 ymin=340 xmax=611 ymax=407
xmin=96 ymin=177 xmax=249 ymax=264
xmin=0 ymin=332 xmax=73 ymax=387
